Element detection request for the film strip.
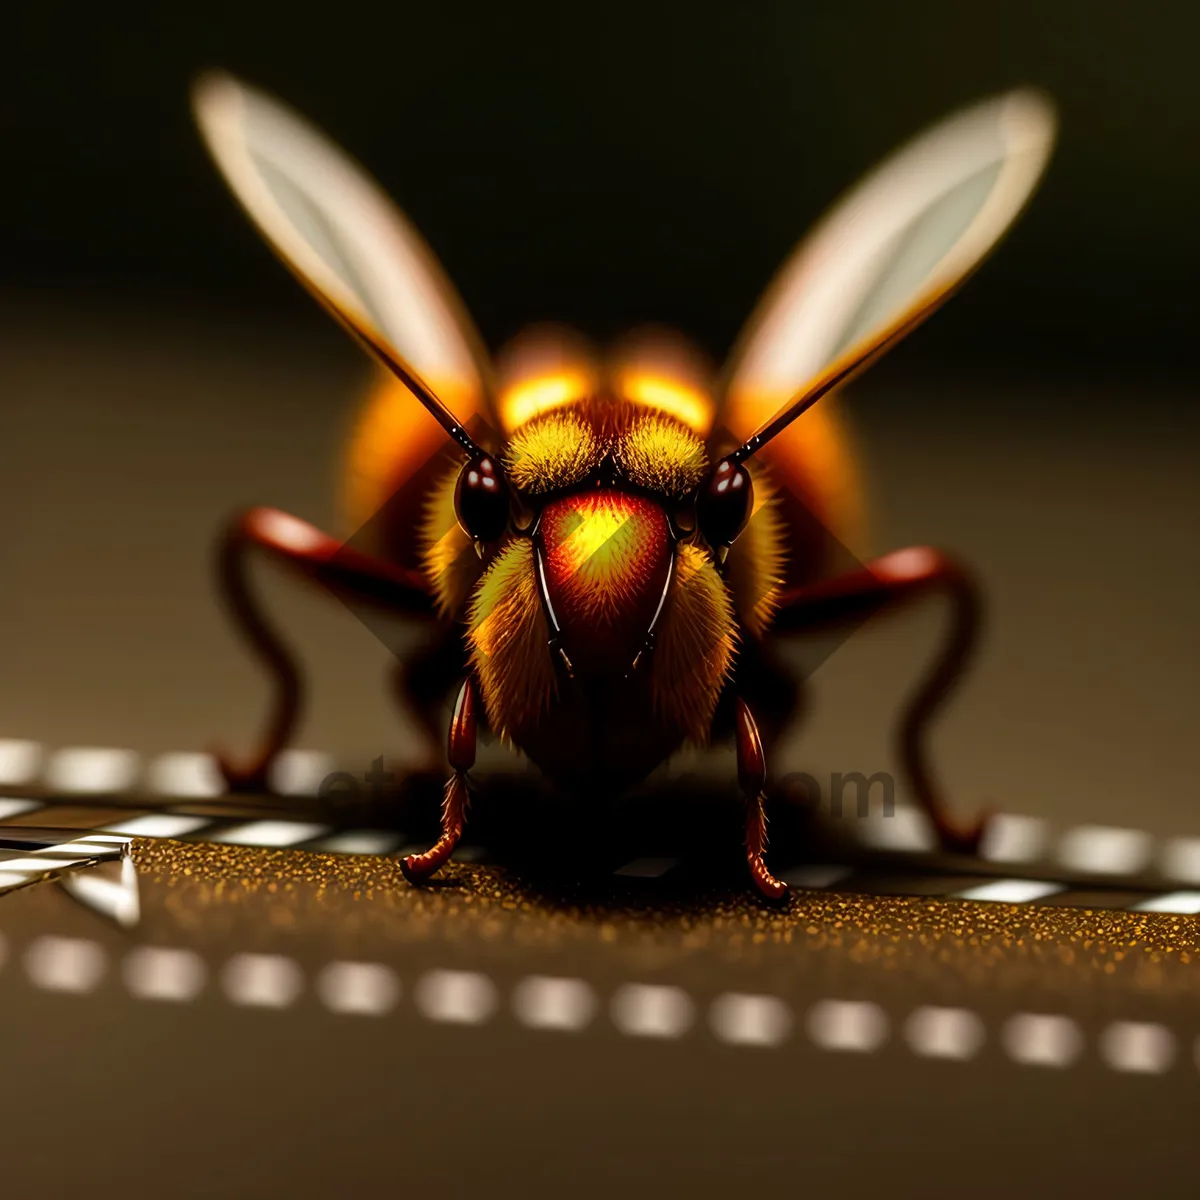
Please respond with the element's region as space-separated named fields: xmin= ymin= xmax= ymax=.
xmin=1 ymin=739 xmax=1198 ymax=913
xmin=3 ymin=741 xmax=1199 ymax=1101
xmin=1 ymin=935 xmax=1193 ymax=1080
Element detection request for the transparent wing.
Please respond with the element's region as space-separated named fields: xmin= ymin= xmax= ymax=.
xmin=722 ymin=89 xmax=1057 ymax=455
xmin=193 ymin=72 xmax=496 ymax=442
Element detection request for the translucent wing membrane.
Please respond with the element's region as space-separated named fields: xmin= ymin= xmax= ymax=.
xmin=192 ymin=72 xmax=496 ymax=451
xmin=722 ymin=89 xmax=1057 ymax=459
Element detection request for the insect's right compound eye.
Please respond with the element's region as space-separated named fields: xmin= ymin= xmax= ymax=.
xmin=454 ymin=454 xmax=511 ymax=543
xmin=696 ymin=456 xmax=753 ymax=549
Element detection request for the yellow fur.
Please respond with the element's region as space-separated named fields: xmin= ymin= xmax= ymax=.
xmin=650 ymin=544 xmax=737 ymax=744
xmin=616 ymin=412 xmax=708 ymax=498
xmin=504 ymin=408 xmax=603 ymax=495
xmin=466 ymin=539 xmax=557 ymax=741
xmin=725 ymin=468 xmax=788 ymax=639
xmin=418 ymin=466 xmax=480 ymax=618
xmin=342 ymin=359 xmax=861 ymax=761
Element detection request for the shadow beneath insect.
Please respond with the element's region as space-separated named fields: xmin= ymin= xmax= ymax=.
xmin=408 ymin=769 xmax=859 ymax=913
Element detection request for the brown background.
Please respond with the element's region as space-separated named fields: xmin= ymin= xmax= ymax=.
xmin=1 ymin=2 xmax=1197 ymax=1195
xmin=0 ymin=305 xmax=1194 ymax=837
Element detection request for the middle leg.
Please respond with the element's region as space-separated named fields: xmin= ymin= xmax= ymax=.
xmin=214 ymin=506 xmax=433 ymax=792
xmin=772 ymin=546 xmax=985 ymax=853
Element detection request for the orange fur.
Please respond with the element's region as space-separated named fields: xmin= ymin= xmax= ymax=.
xmin=419 ymin=465 xmax=482 ymax=618
xmin=650 ymin=544 xmax=737 ymax=744
xmin=465 ymin=538 xmax=557 ymax=742
xmin=340 ymin=335 xmax=863 ymax=757
xmin=725 ymin=466 xmax=789 ymax=639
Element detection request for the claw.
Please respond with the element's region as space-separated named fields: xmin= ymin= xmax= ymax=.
xmin=936 ymin=808 xmax=992 ymax=857
xmin=401 ymin=774 xmax=467 ymax=884
xmin=748 ymin=854 xmax=790 ymax=903
xmin=211 ymin=745 xmax=271 ymax=795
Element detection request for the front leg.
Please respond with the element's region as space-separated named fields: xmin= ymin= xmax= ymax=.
xmin=735 ymin=697 xmax=789 ymax=902
xmin=400 ymin=677 xmax=477 ymax=883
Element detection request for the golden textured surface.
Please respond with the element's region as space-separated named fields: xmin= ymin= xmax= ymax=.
xmin=130 ymin=839 xmax=1200 ymax=999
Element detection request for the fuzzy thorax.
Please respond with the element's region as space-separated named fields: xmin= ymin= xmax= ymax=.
xmin=465 ymin=524 xmax=735 ymax=752
xmin=649 ymin=543 xmax=737 ymax=744
xmin=466 ymin=538 xmax=557 ymax=743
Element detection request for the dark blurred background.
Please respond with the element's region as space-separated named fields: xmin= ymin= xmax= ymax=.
xmin=2 ymin=0 xmax=1195 ymax=374
xmin=0 ymin=0 xmax=1196 ymax=837
xmin=2 ymin=14 xmax=1199 ymax=1195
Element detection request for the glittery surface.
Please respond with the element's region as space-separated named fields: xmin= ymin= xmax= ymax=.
xmin=130 ymin=839 xmax=1200 ymax=1001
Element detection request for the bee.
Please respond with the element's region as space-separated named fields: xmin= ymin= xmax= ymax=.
xmin=193 ymin=74 xmax=1055 ymax=900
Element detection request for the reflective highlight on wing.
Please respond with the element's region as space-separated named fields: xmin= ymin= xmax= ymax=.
xmin=723 ymin=89 xmax=1057 ymax=456
xmin=192 ymin=72 xmax=495 ymax=443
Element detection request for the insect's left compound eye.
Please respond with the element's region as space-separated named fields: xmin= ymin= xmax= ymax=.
xmin=454 ymin=453 xmax=511 ymax=543
xmin=696 ymin=456 xmax=753 ymax=550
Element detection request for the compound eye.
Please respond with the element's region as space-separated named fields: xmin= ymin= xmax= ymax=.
xmin=696 ymin=456 xmax=753 ymax=549
xmin=454 ymin=454 xmax=510 ymax=543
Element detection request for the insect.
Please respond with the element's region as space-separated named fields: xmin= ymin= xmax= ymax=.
xmin=193 ymin=74 xmax=1056 ymax=900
